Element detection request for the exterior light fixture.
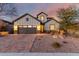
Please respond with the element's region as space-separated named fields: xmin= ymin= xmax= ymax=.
xmin=14 ymin=25 xmax=18 ymax=31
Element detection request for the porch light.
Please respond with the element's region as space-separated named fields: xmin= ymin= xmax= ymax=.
xmin=14 ymin=25 xmax=18 ymax=30
xmin=37 ymin=25 xmax=41 ymax=31
xmin=14 ymin=25 xmax=18 ymax=34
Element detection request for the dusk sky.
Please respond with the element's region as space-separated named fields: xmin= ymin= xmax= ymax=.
xmin=1 ymin=3 xmax=79 ymax=22
xmin=14 ymin=3 xmax=79 ymax=17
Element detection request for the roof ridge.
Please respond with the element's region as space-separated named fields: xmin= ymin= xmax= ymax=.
xmin=0 ymin=19 xmax=12 ymax=24
xmin=12 ymin=13 xmax=41 ymax=23
xmin=47 ymin=17 xmax=60 ymax=24
xmin=37 ymin=12 xmax=48 ymax=18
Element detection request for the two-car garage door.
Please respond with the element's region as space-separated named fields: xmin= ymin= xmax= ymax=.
xmin=18 ymin=25 xmax=37 ymax=34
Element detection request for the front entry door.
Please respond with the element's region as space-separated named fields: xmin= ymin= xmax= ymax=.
xmin=40 ymin=24 xmax=44 ymax=33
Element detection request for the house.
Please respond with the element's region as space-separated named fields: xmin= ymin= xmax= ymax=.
xmin=0 ymin=19 xmax=13 ymax=34
xmin=12 ymin=12 xmax=60 ymax=34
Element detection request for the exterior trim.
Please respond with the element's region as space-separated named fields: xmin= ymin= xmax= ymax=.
xmin=12 ymin=13 xmax=41 ymax=24
xmin=12 ymin=12 xmax=60 ymax=25
xmin=37 ymin=12 xmax=48 ymax=18
xmin=0 ymin=19 xmax=12 ymax=24
xmin=47 ymin=17 xmax=60 ymax=24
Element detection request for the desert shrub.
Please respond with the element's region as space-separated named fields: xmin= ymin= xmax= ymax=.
xmin=73 ymin=34 xmax=79 ymax=38
xmin=0 ymin=32 xmax=8 ymax=37
xmin=51 ymin=42 xmax=62 ymax=48
xmin=69 ymin=31 xmax=79 ymax=38
xmin=44 ymin=30 xmax=50 ymax=34
xmin=38 ymin=38 xmax=41 ymax=40
xmin=62 ymin=41 xmax=68 ymax=44
xmin=50 ymin=30 xmax=58 ymax=35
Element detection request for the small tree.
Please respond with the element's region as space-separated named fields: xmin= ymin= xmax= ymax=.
xmin=0 ymin=20 xmax=7 ymax=31
xmin=57 ymin=6 xmax=79 ymax=34
xmin=0 ymin=3 xmax=17 ymax=16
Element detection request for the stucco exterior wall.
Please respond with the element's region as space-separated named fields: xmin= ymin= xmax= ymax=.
xmin=44 ymin=20 xmax=59 ymax=31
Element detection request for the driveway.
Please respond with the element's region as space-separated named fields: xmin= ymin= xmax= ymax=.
xmin=0 ymin=34 xmax=79 ymax=53
xmin=0 ymin=34 xmax=36 ymax=52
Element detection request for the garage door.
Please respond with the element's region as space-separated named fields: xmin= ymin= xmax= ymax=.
xmin=18 ymin=25 xmax=37 ymax=34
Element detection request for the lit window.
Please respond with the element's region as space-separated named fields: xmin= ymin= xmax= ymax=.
xmin=19 ymin=26 xmax=22 ymax=27
xmin=28 ymin=25 xmax=32 ymax=28
xmin=23 ymin=26 xmax=27 ymax=28
xmin=50 ymin=25 xmax=55 ymax=30
xmin=40 ymin=16 xmax=44 ymax=20
xmin=33 ymin=26 xmax=36 ymax=27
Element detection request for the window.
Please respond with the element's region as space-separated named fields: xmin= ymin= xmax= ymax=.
xmin=40 ymin=16 xmax=44 ymax=20
xmin=26 ymin=18 xmax=29 ymax=21
xmin=50 ymin=24 xmax=55 ymax=31
xmin=19 ymin=25 xmax=23 ymax=27
xmin=28 ymin=25 xmax=32 ymax=28
xmin=19 ymin=25 xmax=28 ymax=28
xmin=23 ymin=26 xmax=27 ymax=28
xmin=33 ymin=26 xmax=36 ymax=27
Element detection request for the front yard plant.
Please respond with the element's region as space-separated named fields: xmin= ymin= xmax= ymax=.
xmin=51 ymin=42 xmax=62 ymax=48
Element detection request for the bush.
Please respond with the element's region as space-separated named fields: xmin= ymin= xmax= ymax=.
xmin=0 ymin=32 xmax=8 ymax=37
xmin=50 ymin=30 xmax=58 ymax=35
xmin=44 ymin=30 xmax=51 ymax=34
xmin=73 ymin=34 xmax=79 ymax=38
xmin=38 ymin=38 xmax=41 ymax=40
xmin=51 ymin=42 xmax=62 ymax=48
xmin=62 ymin=41 xmax=68 ymax=44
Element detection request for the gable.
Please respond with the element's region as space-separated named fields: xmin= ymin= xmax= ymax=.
xmin=0 ymin=19 xmax=12 ymax=24
xmin=37 ymin=12 xmax=48 ymax=23
xmin=44 ymin=18 xmax=60 ymax=30
xmin=37 ymin=12 xmax=48 ymax=17
xmin=47 ymin=19 xmax=59 ymax=25
xmin=14 ymin=14 xmax=40 ymax=26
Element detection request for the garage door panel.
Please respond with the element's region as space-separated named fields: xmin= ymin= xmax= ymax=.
xmin=18 ymin=28 xmax=26 ymax=34
xmin=18 ymin=27 xmax=36 ymax=34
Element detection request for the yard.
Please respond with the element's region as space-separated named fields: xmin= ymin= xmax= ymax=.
xmin=0 ymin=34 xmax=79 ymax=53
